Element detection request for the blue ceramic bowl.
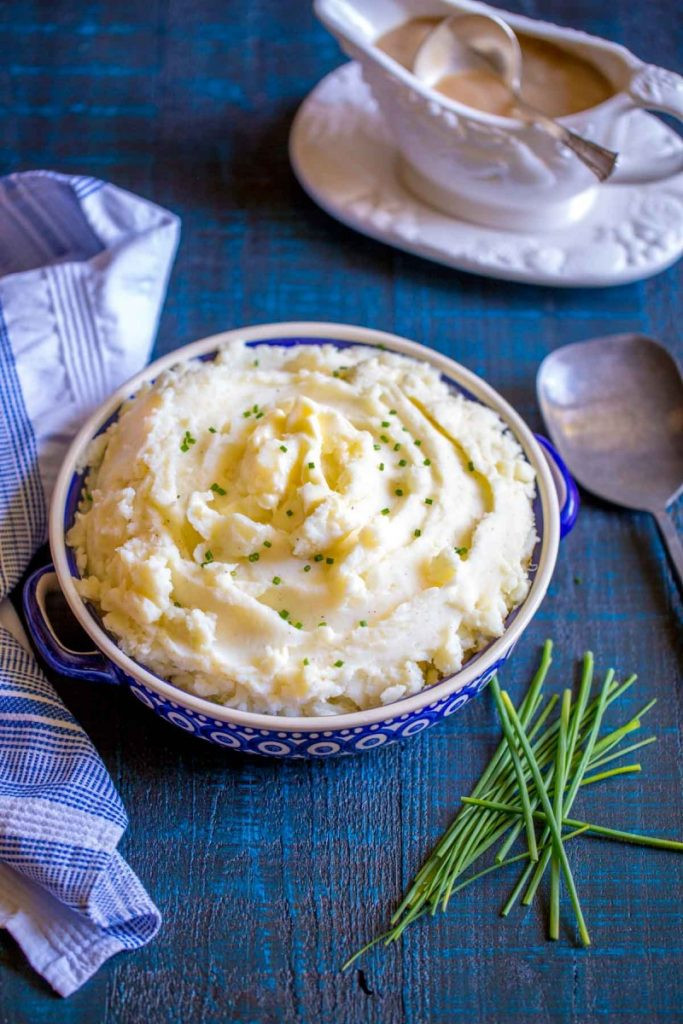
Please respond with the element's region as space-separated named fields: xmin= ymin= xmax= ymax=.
xmin=23 ymin=322 xmax=578 ymax=757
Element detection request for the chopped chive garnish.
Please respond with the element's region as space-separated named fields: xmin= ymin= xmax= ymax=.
xmin=468 ymin=460 xmax=475 ymax=472
xmin=425 ymin=497 xmax=433 ymax=505
xmin=374 ymin=444 xmax=381 ymax=451
xmin=454 ymin=546 xmax=468 ymax=556
xmin=380 ymin=434 xmax=389 ymax=443
xmin=395 ymin=488 xmax=404 ymax=496
xmin=381 ymin=420 xmax=390 ymax=428
xmin=180 ymin=430 xmax=196 ymax=452
xmin=303 ymin=658 xmax=310 ymax=666
xmin=252 ymin=405 xmax=258 ymax=413
xmin=314 ymin=554 xmax=324 ymax=562
xmin=173 ymin=600 xmax=181 ymax=608
xmin=253 ymin=359 xmax=259 ymax=366
xmin=334 ymin=659 xmax=344 ymax=668
xmin=402 ymin=426 xmax=408 ymax=432
xmin=286 ymin=509 xmax=293 ymax=517
xmin=272 ymin=576 xmax=281 ymax=585
xmin=279 ymin=609 xmax=289 ymax=619
xmin=333 ymin=370 xmax=340 ymax=378
xmin=318 ymin=622 xmax=327 ymax=628
xmin=414 ymin=528 xmax=421 ymax=537
xmin=359 ymin=620 xmax=367 ymax=627
xmin=263 ymin=540 xmax=272 ymax=548
xmin=85 ymin=490 xmax=93 ymax=502
xmin=230 ymin=570 xmax=237 ymax=577
xmin=210 ymin=482 xmax=226 ymax=495
xmin=208 ymin=426 xmax=217 ymax=433
xmin=326 ymin=557 xmax=334 ymax=565
xmin=303 ymin=564 xmax=311 ymax=572
xmin=255 ymin=411 xmax=264 ymax=419
xmin=248 ymin=552 xmax=260 ymax=562
xmin=394 ymin=443 xmax=401 ymax=451
xmin=423 ymin=458 xmax=431 ymax=467
xmin=243 ymin=410 xmax=251 ymax=418
xmin=308 ymin=462 xmax=315 ymax=469
xmin=294 ymin=621 xmax=303 ymax=630
xmin=379 ymin=463 xmax=385 ymax=471
xmin=280 ymin=445 xmax=288 ymax=453
xmin=399 ymin=459 xmax=407 ymax=467
xmin=201 ymin=550 xmax=214 ymax=567
xmin=381 ymin=507 xmax=390 ymax=515
xmin=414 ymin=439 xmax=422 ymax=447
xmin=389 ymin=409 xmax=397 ymax=415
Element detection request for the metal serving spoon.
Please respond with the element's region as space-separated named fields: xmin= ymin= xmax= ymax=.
xmin=413 ymin=13 xmax=618 ymax=181
xmin=537 ymin=334 xmax=683 ymax=589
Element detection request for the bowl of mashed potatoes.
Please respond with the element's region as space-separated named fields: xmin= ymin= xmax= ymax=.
xmin=24 ymin=322 xmax=577 ymax=757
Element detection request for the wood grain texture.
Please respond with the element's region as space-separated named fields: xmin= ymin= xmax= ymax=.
xmin=0 ymin=0 xmax=681 ymax=1021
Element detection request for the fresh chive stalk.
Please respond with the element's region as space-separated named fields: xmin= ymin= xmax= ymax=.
xmin=491 ymin=677 xmax=538 ymax=862
xmin=461 ymin=797 xmax=683 ymax=852
xmin=501 ymin=691 xmax=591 ymax=947
xmin=587 ymin=736 xmax=656 ymax=771
xmin=580 ymin=764 xmax=642 ymax=786
xmin=443 ymin=825 xmax=591 ymax=904
xmin=549 ymin=690 xmax=571 ymax=938
xmin=520 ymin=664 xmax=610 ymax=912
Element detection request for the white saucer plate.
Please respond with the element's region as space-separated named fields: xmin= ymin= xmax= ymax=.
xmin=289 ymin=62 xmax=683 ymax=288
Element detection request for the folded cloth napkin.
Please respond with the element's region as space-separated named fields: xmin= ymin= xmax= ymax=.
xmin=0 ymin=171 xmax=180 ymax=996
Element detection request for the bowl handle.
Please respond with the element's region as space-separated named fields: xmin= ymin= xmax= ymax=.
xmin=534 ymin=434 xmax=580 ymax=538
xmin=22 ymin=564 xmax=118 ymax=684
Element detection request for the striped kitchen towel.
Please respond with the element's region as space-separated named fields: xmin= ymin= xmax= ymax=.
xmin=0 ymin=171 xmax=179 ymax=996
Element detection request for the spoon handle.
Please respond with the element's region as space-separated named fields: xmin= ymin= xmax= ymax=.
xmin=562 ymin=130 xmax=619 ymax=183
xmin=653 ymin=507 xmax=683 ymax=592
xmin=513 ymin=101 xmax=618 ymax=182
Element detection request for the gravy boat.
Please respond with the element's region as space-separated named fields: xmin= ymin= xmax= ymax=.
xmin=315 ymin=0 xmax=683 ymax=230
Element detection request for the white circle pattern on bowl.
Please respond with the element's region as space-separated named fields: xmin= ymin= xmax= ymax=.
xmin=125 ymin=651 xmax=510 ymax=757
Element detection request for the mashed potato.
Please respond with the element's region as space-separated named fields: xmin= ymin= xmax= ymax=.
xmin=68 ymin=342 xmax=537 ymax=716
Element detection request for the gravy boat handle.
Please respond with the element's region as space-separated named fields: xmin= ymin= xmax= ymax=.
xmin=22 ymin=564 xmax=118 ymax=684
xmin=611 ymin=64 xmax=683 ymax=184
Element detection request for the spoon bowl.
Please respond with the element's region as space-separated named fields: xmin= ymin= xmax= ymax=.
xmin=538 ymin=334 xmax=683 ymax=586
xmin=413 ymin=12 xmax=522 ymax=92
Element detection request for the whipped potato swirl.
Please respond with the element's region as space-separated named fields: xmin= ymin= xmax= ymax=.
xmin=68 ymin=342 xmax=537 ymax=715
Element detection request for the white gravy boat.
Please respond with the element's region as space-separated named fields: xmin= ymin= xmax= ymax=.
xmin=315 ymin=0 xmax=683 ymax=230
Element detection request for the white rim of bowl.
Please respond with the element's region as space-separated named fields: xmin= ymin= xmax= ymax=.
xmin=50 ymin=321 xmax=559 ymax=732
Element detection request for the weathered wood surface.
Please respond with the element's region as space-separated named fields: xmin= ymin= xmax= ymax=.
xmin=0 ymin=1 xmax=681 ymax=1021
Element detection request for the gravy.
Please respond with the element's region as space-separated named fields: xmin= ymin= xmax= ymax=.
xmin=377 ymin=16 xmax=614 ymax=118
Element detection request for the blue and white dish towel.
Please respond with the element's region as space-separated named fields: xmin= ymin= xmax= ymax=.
xmin=0 ymin=171 xmax=180 ymax=996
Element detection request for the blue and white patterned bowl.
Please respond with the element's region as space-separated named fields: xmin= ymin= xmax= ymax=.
xmin=23 ymin=322 xmax=578 ymax=757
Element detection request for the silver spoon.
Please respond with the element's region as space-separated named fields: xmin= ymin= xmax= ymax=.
xmin=537 ymin=334 xmax=683 ymax=589
xmin=413 ymin=13 xmax=618 ymax=182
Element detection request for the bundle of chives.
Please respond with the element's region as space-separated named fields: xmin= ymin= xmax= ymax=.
xmin=344 ymin=640 xmax=683 ymax=968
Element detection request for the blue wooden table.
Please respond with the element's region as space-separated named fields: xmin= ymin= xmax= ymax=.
xmin=1 ymin=2 xmax=682 ymax=1021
